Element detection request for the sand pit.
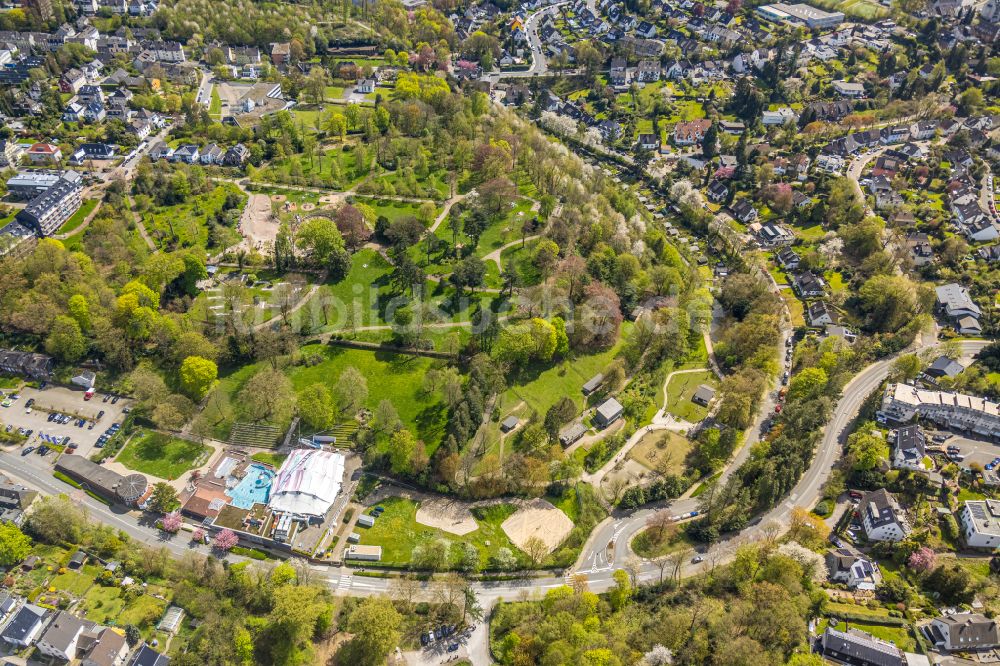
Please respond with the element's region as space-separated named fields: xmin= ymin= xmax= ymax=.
xmin=415 ymin=498 xmax=479 ymax=536
xmin=319 ymin=194 xmax=339 ymax=203
xmin=301 ymin=202 xmax=316 ymax=211
xmin=270 ymin=194 xmax=286 ymax=202
xmin=501 ymin=499 xmax=574 ymax=555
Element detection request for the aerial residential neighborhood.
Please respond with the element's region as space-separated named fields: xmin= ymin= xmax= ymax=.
xmin=0 ymin=0 xmax=998 ymax=663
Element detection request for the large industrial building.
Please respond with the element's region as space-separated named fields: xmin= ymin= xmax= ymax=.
xmin=880 ymin=383 xmax=1000 ymax=441
xmin=756 ymin=3 xmax=845 ymax=28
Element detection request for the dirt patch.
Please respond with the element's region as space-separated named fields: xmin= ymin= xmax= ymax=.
xmin=501 ymin=498 xmax=573 ymax=555
xmin=320 ymin=194 xmax=340 ymax=203
xmin=415 ymin=498 xmax=479 ymax=536
xmin=239 ymin=194 xmax=278 ymax=248
xmin=270 ymin=194 xmax=286 ymax=202
xmin=301 ymin=202 xmax=316 ymax=211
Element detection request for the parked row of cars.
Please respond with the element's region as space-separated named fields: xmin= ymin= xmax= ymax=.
xmin=95 ymin=422 xmax=121 ymax=448
xmin=420 ymin=624 xmax=457 ymax=649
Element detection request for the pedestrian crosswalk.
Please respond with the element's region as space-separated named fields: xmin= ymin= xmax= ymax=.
xmin=336 ymin=574 xmax=352 ymax=590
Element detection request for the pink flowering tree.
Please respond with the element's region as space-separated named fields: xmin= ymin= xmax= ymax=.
xmin=213 ymin=528 xmax=239 ymax=552
xmin=191 ymin=528 xmax=206 ymax=543
xmin=161 ymin=511 xmax=182 ymax=534
xmin=908 ymin=546 xmax=937 ymax=573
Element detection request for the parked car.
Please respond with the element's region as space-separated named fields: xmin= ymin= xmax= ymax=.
xmin=691 ymin=555 xmax=704 ymax=563
xmin=96 ymin=410 xmax=105 ymax=420
xmin=21 ymin=447 xmax=34 ymax=456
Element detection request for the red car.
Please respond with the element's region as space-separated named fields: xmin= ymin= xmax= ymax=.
xmin=774 ymin=404 xmax=782 ymax=413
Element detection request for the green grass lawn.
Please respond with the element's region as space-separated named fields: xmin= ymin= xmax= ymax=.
xmin=251 ymin=451 xmax=288 ymax=468
xmin=55 ymin=199 xmax=99 ymax=235
xmin=501 ymin=325 xmax=631 ymax=419
xmin=789 ymin=222 xmax=826 ymax=243
xmin=629 ymin=430 xmax=693 ymax=474
xmin=140 ymin=183 xmax=243 ymax=252
xmin=632 ymin=527 xmax=696 ymax=559
xmin=821 ymin=619 xmax=914 ymax=651
xmin=196 ymin=343 xmax=452 ymax=451
xmin=116 ymin=431 xmax=214 ymax=480
xmin=80 ymin=586 xmax=126 ymax=624
xmin=324 ymin=85 xmax=346 ymax=101
xmin=355 ymin=496 xmax=527 ymax=570
xmin=118 ymin=594 xmax=167 ymax=628
xmin=49 ymin=570 xmax=94 ymax=596
xmin=209 ymin=86 xmax=222 ymax=116
xmin=353 ymin=197 xmax=438 ymax=223
xmin=664 ymin=370 xmax=717 ymax=422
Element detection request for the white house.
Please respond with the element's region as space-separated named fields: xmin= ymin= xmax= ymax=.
xmin=959 ymin=500 xmax=1000 ymax=550
xmin=762 ymin=106 xmax=798 ymax=125
xmin=36 ymin=611 xmax=94 ymax=660
xmin=860 ymin=488 xmax=910 ymax=542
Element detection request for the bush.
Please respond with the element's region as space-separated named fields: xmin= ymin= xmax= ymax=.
xmin=813 ymin=500 xmax=833 ymax=517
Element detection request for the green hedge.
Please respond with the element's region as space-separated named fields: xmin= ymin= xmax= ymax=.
xmin=231 ymin=546 xmax=275 ymax=560
xmin=53 ymin=471 xmax=81 ymax=488
xmin=825 ymin=611 xmax=907 ymax=627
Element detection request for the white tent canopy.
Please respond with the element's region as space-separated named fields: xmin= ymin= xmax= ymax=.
xmin=269 ymin=449 xmax=345 ymax=517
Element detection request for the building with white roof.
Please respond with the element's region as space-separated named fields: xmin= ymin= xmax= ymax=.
xmin=959 ymin=500 xmax=1000 ymax=550
xmin=268 ymin=448 xmax=345 ymax=517
xmin=880 ymin=383 xmax=1000 ymax=440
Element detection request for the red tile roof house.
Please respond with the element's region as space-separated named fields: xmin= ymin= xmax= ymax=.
xmin=26 ymin=142 xmax=62 ymax=164
xmin=673 ymin=119 xmax=712 ymax=146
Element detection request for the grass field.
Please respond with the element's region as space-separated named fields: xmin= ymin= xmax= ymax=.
xmin=501 ymin=326 xmax=630 ymax=419
xmin=140 ymin=183 xmax=243 ymax=252
xmin=629 ymin=430 xmax=692 ymax=474
xmin=116 ymin=431 xmax=214 ymax=480
xmin=355 ymin=496 xmax=527 ymax=569
xmin=196 ymin=344 xmax=452 ymax=451
xmin=664 ymin=370 xmax=717 ymax=422
xmin=80 ymin=586 xmax=126 ymax=624
xmin=55 ymin=199 xmax=99 ymax=235
xmin=632 ymin=527 xmax=696 ymax=559
xmin=209 ymin=86 xmax=222 ymax=117
xmin=817 ymin=618 xmax=914 ymax=651
xmin=251 ymin=451 xmax=288 ymax=468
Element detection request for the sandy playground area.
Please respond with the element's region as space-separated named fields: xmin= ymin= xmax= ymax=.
xmin=240 ymin=194 xmax=279 ymax=247
xmin=415 ymin=498 xmax=479 ymax=536
xmin=501 ymin=498 xmax=574 ymax=555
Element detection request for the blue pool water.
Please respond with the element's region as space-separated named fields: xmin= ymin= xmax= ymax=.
xmin=226 ymin=464 xmax=275 ymax=509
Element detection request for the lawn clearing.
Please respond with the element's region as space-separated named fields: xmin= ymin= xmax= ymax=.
xmin=250 ymin=451 xmax=288 ymax=468
xmin=632 ymin=526 xmax=696 ymax=559
xmin=116 ymin=431 xmax=214 ymax=480
xmin=49 ymin=570 xmax=94 ymax=596
xmin=55 ymin=199 xmax=99 ymax=235
xmin=501 ymin=326 xmax=630 ymax=419
xmin=664 ymin=370 xmax=717 ymax=422
xmin=80 ymin=586 xmax=126 ymax=624
xmin=629 ymin=430 xmax=693 ymax=475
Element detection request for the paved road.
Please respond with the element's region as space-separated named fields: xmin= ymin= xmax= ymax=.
xmin=487 ymin=2 xmax=568 ymax=83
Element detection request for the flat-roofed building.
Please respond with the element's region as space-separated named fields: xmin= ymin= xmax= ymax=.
xmin=15 ymin=171 xmax=83 ymax=236
xmin=880 ymin=383 xmax=1000 ymax=440
xmin=757 ymin=2 xmax=844 ymax=28
xmin=959 ymin=500 xmax=1000 ymax=550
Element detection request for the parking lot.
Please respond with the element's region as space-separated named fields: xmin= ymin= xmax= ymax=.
xmin=926 ymin=430 xmax=1000 ymax=485
xmin=0 ymin=386 xmax=131 ymax=460
xmin=406 ymin=624 xmax=474 ymax=666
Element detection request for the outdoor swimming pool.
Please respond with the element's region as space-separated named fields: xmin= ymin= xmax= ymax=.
xmin=226 ymin=464 xmax=275 ymax=509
